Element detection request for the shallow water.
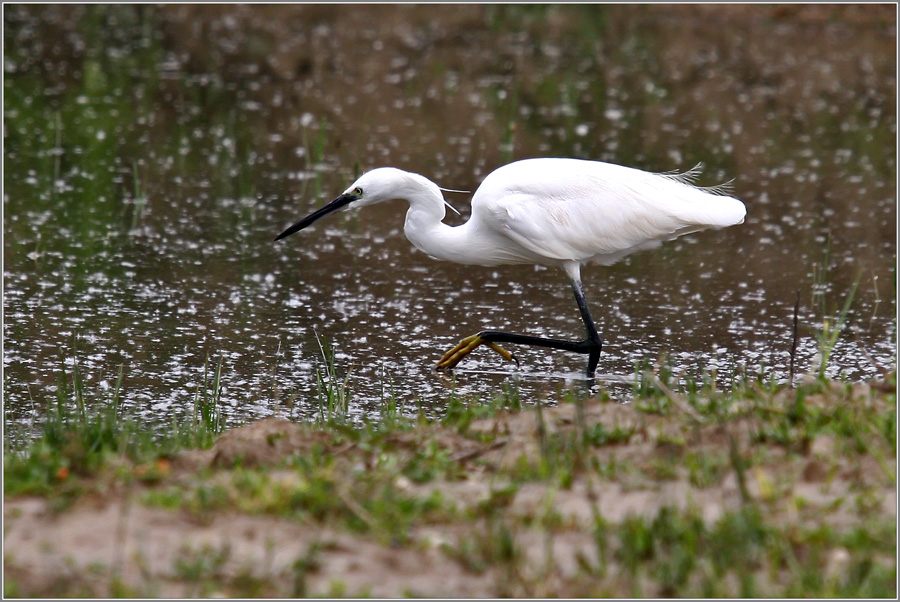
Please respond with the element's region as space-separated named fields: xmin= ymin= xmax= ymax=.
xmin=3 ymin=5 xmax=896 ymax=442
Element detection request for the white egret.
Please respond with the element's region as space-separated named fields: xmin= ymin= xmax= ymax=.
xmin=275 ymin=158 xmax=746 ymax=377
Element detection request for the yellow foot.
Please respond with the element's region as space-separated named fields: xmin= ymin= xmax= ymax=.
xmin=435 ymin=334 xmax=519 ymax=371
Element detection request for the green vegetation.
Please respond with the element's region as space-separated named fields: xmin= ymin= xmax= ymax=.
xmin=4 ymin=351 xmax=226 ymax=498
xmin=4 ymin=342 xmax=895 ymax=597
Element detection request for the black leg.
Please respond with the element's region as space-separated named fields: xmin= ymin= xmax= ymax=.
xmin=436 ymin=280 xmax=603 ymax=377
xmin=572 ymin=279 xmax=603 ymax=376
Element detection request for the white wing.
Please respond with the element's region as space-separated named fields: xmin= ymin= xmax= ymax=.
xmin=472 ymin=158 xmax=746 ymax=266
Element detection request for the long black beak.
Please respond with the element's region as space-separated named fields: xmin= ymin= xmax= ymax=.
xmin=274 ymin=193 xmax=356 ymax=241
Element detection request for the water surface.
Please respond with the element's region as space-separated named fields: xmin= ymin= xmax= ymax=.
xmin=4 ymin=5 xmax=896 ymax=442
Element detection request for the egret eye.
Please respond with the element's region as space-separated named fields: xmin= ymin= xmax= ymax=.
xmin=354 ymin=187 xmax=364 ymax=196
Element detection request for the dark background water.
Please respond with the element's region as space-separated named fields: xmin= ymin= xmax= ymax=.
xmin=3 ymin=5 xmax=896 ymax=442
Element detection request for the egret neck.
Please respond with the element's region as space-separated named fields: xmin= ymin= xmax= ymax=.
xmin=400 ymin=173 xmax=491 ymax=266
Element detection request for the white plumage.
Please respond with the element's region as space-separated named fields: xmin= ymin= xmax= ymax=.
xmin=462 ymin=158 xmax=744 ymax=267
xmin=276 ymin=157 xmax=746 ymax=376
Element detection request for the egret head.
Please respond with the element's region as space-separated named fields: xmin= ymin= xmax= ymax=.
xmin=273 ymin=169 xmax=388 ymax=241
xmin=275 ymin=167 xmax=453 ymax=241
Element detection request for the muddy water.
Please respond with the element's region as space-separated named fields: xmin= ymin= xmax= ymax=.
xmin=3 ymin=6 xmax=896 ymax=441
